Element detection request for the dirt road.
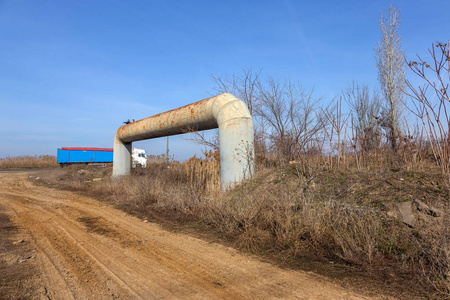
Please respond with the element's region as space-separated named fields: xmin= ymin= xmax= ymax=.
xmin=0 ymin=171 xmax=380 ymax=299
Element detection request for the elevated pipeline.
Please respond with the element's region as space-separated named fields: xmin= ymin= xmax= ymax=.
xmin=113 ymin=93 xmax=254 ymax=191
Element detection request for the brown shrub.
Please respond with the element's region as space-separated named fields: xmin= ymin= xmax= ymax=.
xmin=0 ymin=155 xmax=58 ymax=169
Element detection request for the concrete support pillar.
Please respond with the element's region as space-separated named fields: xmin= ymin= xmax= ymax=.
xmin=113 ymin=137 xmax=132 ymax=177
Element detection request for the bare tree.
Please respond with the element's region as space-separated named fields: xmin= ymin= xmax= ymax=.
xmin=211 ymin=68 xmax=263 ymax=115
xmin=193 ymin=70 xmax=323 ymax=164
xmin=210 ymin=69 xmax=270 ymax=161
xmin=322 ymin=97 xmax=350 ymax=167
xmin=258 ymin=78 xmax=323 ymax=161
xmin=406 ymin=42 xmax=450 ymax=176
xmin=375 ymin=5 xmax=406 ymax=150
xmin=185 ymin=68 xmax=263 ymax=153
xmin=182 ymin=125 xmax=219 ymax=149
xmin=343 ymin=81 xmax=381 ymax=151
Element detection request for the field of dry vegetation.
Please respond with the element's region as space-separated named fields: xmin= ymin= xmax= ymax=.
xmin=0 ymin=155 xmax=58 ymax=169
xmin=34 ymin=142 xmax=449 ymax=298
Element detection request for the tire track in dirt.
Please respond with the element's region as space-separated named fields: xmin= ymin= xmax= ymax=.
xmin=1 ymin=193 xmax=237 ymax=299
xmin=0 ymin=171 xmax=382 ymax=299
xmin=2 ymin=193 xmax=137 ymax=299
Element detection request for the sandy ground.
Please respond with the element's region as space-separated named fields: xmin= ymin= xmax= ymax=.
xmin=0 ymin=171 xmax=386 ymax=299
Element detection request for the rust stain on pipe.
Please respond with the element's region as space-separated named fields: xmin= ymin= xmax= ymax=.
xmin=116 ymin=97 xmax=217 ymax=144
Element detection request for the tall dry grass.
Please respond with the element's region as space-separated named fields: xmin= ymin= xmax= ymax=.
xmin=0 ymin=155 xmax=58 ymax=169
xmin=37 ymin=147 xmax=449 ymax=297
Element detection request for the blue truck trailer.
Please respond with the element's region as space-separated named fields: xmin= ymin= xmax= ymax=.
xmin=57 ymin=147 xmax=113 ymax=167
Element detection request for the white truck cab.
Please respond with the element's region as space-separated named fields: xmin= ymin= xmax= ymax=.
xmin=132 ymin=148 xmax=147 ymax=168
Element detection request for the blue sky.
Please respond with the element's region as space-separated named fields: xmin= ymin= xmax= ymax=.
xmin=0 ymin=0 xmax=448 ymax=160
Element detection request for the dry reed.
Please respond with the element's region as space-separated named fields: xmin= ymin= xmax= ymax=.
xmin=0 ymin=155 xmax=58 ymax=169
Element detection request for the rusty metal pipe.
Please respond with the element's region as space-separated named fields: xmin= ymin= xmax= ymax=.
xmin=112 ymin=93 xmax=254 ymax=191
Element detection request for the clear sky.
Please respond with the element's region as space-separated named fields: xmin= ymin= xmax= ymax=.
xmin=1 ymin=0 xmax=448 ymax=160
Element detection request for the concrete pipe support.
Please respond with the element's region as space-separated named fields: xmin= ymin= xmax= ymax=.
xmin=112 ymin=93 xmax=254 ymax=191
